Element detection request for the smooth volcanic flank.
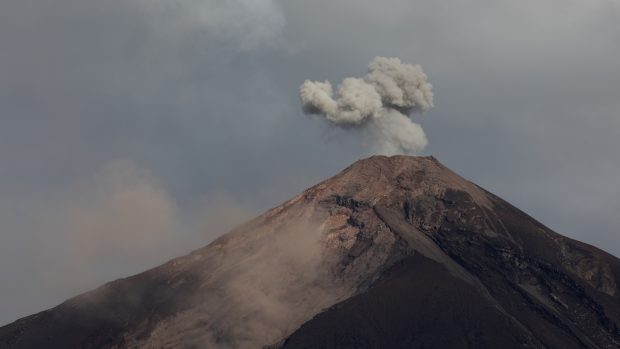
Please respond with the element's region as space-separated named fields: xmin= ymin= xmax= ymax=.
xmin=1 ymin=156 xmax=619 ymax=348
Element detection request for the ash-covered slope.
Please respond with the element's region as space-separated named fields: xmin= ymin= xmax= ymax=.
xmin=1 ymin=156 xmax=620 ymax=349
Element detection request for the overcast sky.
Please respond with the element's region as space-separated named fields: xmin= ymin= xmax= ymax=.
xmin=1 ymin=0 xmax=619 ymax=325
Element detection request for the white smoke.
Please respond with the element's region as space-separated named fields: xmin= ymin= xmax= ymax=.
xmin=300 ymin=56 xmax=434 ymax=155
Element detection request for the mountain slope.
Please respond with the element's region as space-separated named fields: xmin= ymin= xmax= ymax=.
xmin=1 ymin=156 xmax=619 ymax=349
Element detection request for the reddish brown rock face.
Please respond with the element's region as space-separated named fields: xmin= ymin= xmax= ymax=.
xmin=1 ymin=156 xmax=619 ymax=349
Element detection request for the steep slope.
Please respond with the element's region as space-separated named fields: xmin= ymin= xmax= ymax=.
xmin=277 ymin=254 xmax=541 ymax=349
xmin=1 ymin=156 xmax=619 ymax=349
xmin=279 ymin=156 xmax=620 ymax=349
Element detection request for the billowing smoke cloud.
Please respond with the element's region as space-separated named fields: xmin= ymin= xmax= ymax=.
xmin=300 ymin=57 xmax=434 ymax=155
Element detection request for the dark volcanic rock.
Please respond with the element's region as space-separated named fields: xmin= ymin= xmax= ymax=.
xmin=1 ymin=156 xmax=619 ymax=349
xmin=278 ymin=254 xmax=543 ymax=349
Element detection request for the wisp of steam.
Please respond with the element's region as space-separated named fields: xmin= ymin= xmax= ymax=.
xmin=299 ymin=57 xmax=434 ymax=155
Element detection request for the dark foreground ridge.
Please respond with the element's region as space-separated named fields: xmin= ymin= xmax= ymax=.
xmin=1 ymin=156 xmax=619 ymax=349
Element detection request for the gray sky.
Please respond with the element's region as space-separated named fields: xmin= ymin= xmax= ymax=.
xmin=1 ymin=0 xmax=619 ymax=325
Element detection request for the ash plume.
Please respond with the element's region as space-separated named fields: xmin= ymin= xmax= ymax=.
xmin=300 ymin=57 xmax=434 ymax=155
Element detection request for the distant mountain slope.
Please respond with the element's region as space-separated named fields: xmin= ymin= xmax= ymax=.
xmin=1 ymin=156 xmax=619 ymax=348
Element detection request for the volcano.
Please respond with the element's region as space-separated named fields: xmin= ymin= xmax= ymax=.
xmin=1 ymin=156 xmax=619 ymax=349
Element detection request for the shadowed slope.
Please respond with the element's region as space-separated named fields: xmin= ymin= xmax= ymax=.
xmin=279 ymin=253 xmax=539 ymax=349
